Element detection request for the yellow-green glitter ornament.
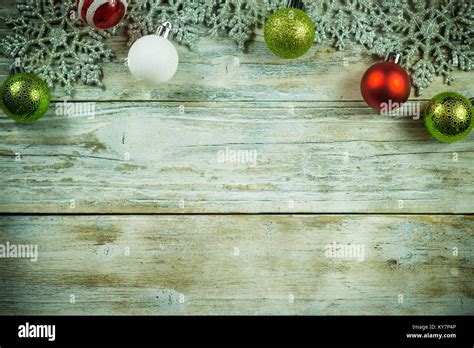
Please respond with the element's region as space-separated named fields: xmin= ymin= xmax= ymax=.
xmin=424 ymin=92 xmax=473 ymax=143
xmin=0 ymin=72 xmax=51 ymax=122
xmin=264 ymin=8 xmax=315 ymax=59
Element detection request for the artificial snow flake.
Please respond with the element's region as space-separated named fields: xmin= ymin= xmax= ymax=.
xmin=306 ymin=0 xmax=378 ymax=50
xmin=307 ymin=0 xmax=473 ymax=93
xmin=1 ymin=0 xmax=113 ymax=94
xmin=126 ymin=0 xmax=208 ymax=48
xmin=127 ymin=0 xmax=272 ymax=50
xmin=371 ymin=0 xmax=474 ymax=93
xmin=206 ymin=0 xmax=265 ymax=50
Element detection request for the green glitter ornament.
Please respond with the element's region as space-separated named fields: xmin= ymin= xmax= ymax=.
xmin=424 ymin=92 xmax=473 ymax=143
xmin=0 ymin=72 xmax=51 ymax=122
xmin=264 ymin=7 xmax=315 ymax=59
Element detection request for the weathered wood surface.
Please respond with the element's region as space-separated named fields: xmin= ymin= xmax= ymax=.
xmin=1 ymin=37 xmax=472 ymax=102
xmin=0 ymin=215 xmax=472 ymax=315
xmin=0 ymin=1 xmax=473 ymax=316
xmin=1 ymin=101 xmax=473 ymax=213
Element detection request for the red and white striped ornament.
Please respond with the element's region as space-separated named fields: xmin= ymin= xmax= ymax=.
xmin=77 ymin=0 xmax=127 ymax=30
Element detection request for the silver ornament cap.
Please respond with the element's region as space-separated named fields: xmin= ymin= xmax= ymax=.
xmin=385 ymin=52 xmax=402 ymax=65
xmin=156 ymin=22 xmax=173 ymax=39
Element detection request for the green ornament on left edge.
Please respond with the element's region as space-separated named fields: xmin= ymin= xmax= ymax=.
xmin=0 ymin=72 xmax=51 ymax=122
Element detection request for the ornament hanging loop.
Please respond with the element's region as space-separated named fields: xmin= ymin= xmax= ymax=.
xmin=9 ymin=58 xmax=24 ymax=76
xmin=288 ymin=0 xmax=304 ymax=9
xmin=156 ymin=22 xmax=172 ymax=39
xmin=385 ymin=52 xmax=402 ymax=65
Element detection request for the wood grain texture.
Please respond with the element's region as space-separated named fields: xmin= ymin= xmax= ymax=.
xmin=0 ymin=1 xmax=473 ymax=317
xmin=0 ymin=215 xmax=472 ymax=315
xmin=1 ymin=101 xmax=473 ymax=213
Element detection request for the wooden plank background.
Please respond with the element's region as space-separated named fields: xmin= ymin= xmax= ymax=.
xmin=0 ymin=215 xmax=472 ymax=315
xmin=1 ymin=101 xmax=474 ymax=214
xmin=0 ymin=1 xmax=473 ymax=315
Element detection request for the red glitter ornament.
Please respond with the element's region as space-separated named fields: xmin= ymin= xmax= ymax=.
xmin=77 ymin=0 xmax=127 ymax=30
xmin=360 ymin=53 xmax=412 ymax=111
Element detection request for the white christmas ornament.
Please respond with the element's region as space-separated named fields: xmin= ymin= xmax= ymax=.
xmin=127 ymin=22 xmax=179 ymax=84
